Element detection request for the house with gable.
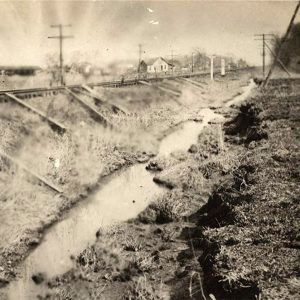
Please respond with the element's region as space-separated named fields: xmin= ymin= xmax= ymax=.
xmin=139 ymin=57 xmax=174 ymax=74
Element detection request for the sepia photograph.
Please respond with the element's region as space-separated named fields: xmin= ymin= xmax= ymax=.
xmin=0 ymin=0 xmax=299 ymax=299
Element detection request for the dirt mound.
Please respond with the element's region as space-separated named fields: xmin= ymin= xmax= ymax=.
xmin=224 ymin=101 xmax=268 ymax=145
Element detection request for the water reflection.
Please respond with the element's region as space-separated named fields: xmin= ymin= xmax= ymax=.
xmin=8 ymin=163 xmax=162 ymax=299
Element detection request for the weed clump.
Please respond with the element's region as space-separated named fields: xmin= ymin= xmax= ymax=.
xmin=123 ymin=276 xmax=165 ymax=300
xmin=77 ymin=236 xmax=126 ymax=277
xmin=194 ymin=126 xmax=220 ymax=161
xmin=224 ymin=101 xmax=268 ymax=145
xmin=138 ymin=191 xmax=184 ymax=224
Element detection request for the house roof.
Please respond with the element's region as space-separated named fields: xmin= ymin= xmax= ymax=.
xmin=141 ymin=57 xmax=173 ymax=66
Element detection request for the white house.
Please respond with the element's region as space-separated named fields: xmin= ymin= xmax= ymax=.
xmin=139 ymin=57 xmax=173 ymax=74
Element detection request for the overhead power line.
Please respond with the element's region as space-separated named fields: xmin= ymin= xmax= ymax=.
xmin=264 ymin=41 xmax=291 ymax=77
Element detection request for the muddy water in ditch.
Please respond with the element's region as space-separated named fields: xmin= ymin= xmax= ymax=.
xmin=7 ymin=108 xmax=224 ymax=299
xmin=225 ymin=79 xmax=255 ymax=107
xmin=159 ymin=108 xmax=221 ymax=156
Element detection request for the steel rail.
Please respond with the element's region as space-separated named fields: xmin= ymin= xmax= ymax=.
xmin=0 ymin=70 xmax=235 ymax=96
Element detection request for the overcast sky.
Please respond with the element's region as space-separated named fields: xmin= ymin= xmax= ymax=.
xmin=0 ymin=1 xmax=299 ymax=67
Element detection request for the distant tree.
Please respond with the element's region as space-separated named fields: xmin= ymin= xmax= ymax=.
xmin=192 ymin=48 xmax=210 ymax=70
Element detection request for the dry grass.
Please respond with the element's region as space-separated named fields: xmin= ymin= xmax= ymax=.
xmin=99 ymin=224 xmax=143 ymax=252
xmin=77 ymin=235 xmax=126 ymax=278
xmin=0 ymin=167 xmax=61 ymax=249
xmin=123 ymin=275 xmax=166 ymax=300
xmin=137 ymin=190 xmax=187 ymax=224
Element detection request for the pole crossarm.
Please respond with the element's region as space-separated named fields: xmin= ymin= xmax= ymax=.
xmin=48 ymin=36 xmax=74 ymax=39
xmin=51 ymin=24 xmax=72 ymax=28
xmin=254 ymin=34 xmax=274 ymax=37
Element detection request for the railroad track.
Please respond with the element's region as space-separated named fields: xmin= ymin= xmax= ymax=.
xmin=0 ymin=69 xmax=241 ymax=99
xmin=0 ymin=68 xmax=250 ymax=134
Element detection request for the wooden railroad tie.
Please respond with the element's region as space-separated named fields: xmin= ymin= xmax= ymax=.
xmin=0 ymin=149 xmax=63 ymax=194
xmin=80 ymin=85 xmax=128 ymax=115
xmin=180 ymin=78 xmax=205 ymax=89
xmin=81 ymin=85 xmax=106 ymax=104
xmin=139 ymin=80 xmax=181 ymax=97
xmin=64 ymin=88 xmax=113 ymax=128
xmin=156 ymin=85 xmax=181 ymax=97
xmin=160 ymin=80 xmax=181 ymax=94
xmin=4 ymin=92 xmax=67 ymax=134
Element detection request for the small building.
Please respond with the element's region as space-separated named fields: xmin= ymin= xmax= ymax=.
xmin=139 ymin=57 xmax=174 ymax=74
xmin=0 ymin=65 xmax=41 ymax=76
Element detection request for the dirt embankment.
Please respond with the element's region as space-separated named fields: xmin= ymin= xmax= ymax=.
xmin=198 ymin=79 xmax=300 ymax=299
xmin=40 ymin=78 xmax=299 ymax=300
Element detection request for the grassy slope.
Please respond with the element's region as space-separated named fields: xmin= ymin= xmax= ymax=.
xmin=0 ymin=88 xmax=176 ymax=286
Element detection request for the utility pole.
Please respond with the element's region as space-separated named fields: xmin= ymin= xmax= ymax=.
xmin=263 ymin=34 xmax=265 ymax=77
xmin=48 ymin=24 xmax=73 ymax=85
xmin=167 ymin=49 xmax=178 ymax=77
xmin=138 ymin=43 xmax=142 ymax=76
xmin=254 ymin=33 xmax=273 ymax=79
xmin=191 ymin=52 xmax=194 ymax=73
xmin=171 ymin=49 xmax=174 ymax=76
xmin=210 ymin=55 xmax=215 ymax=80
xmin=264 ymin=1 xmax=300 ymax=87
